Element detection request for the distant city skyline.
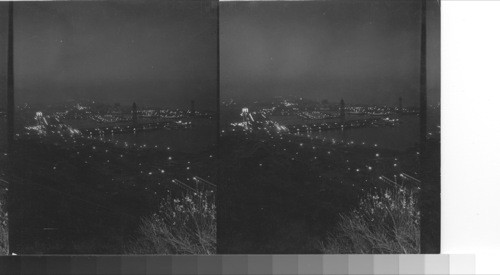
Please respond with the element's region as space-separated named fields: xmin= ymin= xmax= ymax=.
xmin=11 ymin=1 xmax=218 ymax=111
xmin=14 ymin=97 xmax=211 ymax=111
xmin=222 ymin=94 xmax=421 ymax=108
xmin=221 ymin=0 xmax=440 ymax=107
xmin=1 ymin=1 xmax=440 ymax=111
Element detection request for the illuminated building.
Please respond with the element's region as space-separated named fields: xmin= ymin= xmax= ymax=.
xmin=241 ymin=107 xmax=254 ymax=123
xmin=35 ymin=111 xmax=46 ymax=126
xmin=240 ymin=107 xmax=255 ymax=131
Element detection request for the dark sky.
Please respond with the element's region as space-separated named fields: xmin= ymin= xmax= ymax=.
xmin=221 ymin=0 xmax=440 ymax=107
xmin=12 ymin=0 xmax=218 ymax=110
xmin=0 ymin=3 xmax=8 ymax=111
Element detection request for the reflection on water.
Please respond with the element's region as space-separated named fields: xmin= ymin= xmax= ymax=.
xmin=303 ymin=115 xmax=420 ymax=151
xmin=109 ymin=118 xmax=217 ymax=154
xmin=297 ymin=109 xmax=440 ymax=152
xmin=4 ymin=116 xmax=217 ymax=254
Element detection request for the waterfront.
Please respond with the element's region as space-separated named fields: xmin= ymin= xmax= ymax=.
xmin=269 ymin=107 xmax=440 ymax=151
xmin=4 ymin=112 xmax=218 ymax=253
xmin=109 ymin=118 xmax=217 ymax=154
xmin=296 ymin=115 xmax=420 ymax=151
xmin=217 ymin=93 xmax=440 ymax=253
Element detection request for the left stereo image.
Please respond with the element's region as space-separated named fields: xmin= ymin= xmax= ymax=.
xmin=0 ymin=0 xmax=218 ymax=254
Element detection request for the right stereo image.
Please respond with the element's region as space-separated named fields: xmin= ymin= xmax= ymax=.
xmin=218 ymin=0 xmax=440 ymax=254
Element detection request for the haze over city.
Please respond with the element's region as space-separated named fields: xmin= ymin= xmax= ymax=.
xmin=221 ymin=0 xmax=439 ymax=106
xmin=12 ymin=1 xmax=217 ymax=110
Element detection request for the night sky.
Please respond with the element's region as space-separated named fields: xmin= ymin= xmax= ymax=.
xmin=221 ymin=0 xmax=440 ymax=107
xmin=2 ymin=1 xmax=440 ymax=110
xmin=0 ymin=3 xmax=8 ymax=111
xmin=13 ymin=0 xmax=218 ymax=110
